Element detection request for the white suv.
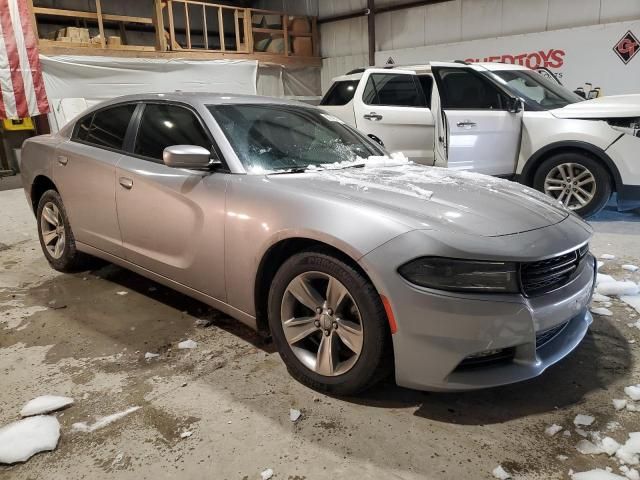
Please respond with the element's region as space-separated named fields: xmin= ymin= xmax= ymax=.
xmin=320 ymin=62 xmax=640 ymax=217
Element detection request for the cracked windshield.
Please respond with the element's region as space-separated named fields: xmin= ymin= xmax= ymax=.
xmin=209 ymin=104 xmax=384 ymax=172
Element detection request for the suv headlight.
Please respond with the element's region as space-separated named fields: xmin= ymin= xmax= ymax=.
xmin=398 ymin=257 xmax=519 ymax=293
xmin=607 ymin=118 xmax=640 ymax=137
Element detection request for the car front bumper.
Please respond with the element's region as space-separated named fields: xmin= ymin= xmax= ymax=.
xmin=359 ymin=219 xmax=594 ymax=392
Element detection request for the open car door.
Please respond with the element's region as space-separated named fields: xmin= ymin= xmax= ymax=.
xmin=431 ymin=64 xmax=523 ymax=175
xmin=352 ymin=68 xmax=436 ymax=165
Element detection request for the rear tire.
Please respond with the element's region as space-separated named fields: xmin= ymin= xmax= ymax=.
xmin=268 ymin=250 xmax=391 ymax=395
xmin=36 ymin=190 xmax=91 ymax=272
xmin=532 ymin=152 xmax=611 ymax=218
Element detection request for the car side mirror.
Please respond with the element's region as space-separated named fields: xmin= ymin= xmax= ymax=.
xmin=163 ymin=145 xmax=212 ymax=169
xmin=508 ymin=97 xmax=524 ymax=114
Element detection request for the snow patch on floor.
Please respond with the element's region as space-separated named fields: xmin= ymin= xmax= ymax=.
xmin=592 ymin=307 xmax=613 ymax=316
xmin=492 ymin=465 xmax=511 ymax=479
xmin=20 ymin=395 xmax=73 ymax=417
xmin=614 ymin=399 xmax=629 ymax=411
xmin=546 ymin=424 xmax=563 ymax=436
xmin=72 ymin=406 xmax=140 ymax=433
xmin=597 ymin=274 xmax=616 ymax=286
xmin=575 ymin=414 xmax=596 ymax=426
xmin=625 ymin=386 xmax=640 ymax=401
xmin=0 ymin=416 xmax=60 ymax=464
xmin=620 ymin=465 xmax=640 ymax=480
xmin=622 ymin=296 xmax=640 ymax=315
xmin=576 ymin=439 xmax=603 ymax=455
xmin=178 ymin=339 xmax=197 ymax=349
xmin=597 ymin=281 xmax=640 ymax=297
xmin=593 ymin=293 xmax=612 ymax=303
xmin=571 ymin=469 xmax=626 ymax=479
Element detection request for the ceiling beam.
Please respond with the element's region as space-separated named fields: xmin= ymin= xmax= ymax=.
xmin=318 ymin=0 xmax=452 ymax=24
xmin=367 ymin=0 xmax=375 ymax=66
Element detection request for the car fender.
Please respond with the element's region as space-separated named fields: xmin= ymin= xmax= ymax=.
xmin=519 ymin=140 xmax=624 ymax=191
xmin=517 ymin=114 xmax=619 ymax=175
xmin=223 ymin=174 xmax=414 ymax=317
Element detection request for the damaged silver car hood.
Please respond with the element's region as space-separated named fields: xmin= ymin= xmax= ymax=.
xmin=266 ymin=164 xmax=569 ymax=237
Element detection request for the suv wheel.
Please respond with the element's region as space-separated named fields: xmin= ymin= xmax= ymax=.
xmin=533 ymin=152 xmax=612 ymax=218
xmin=268 ymin=251 xmax=391 ymax=395
xmin=37 ymin=190 xmax=90 ymax=272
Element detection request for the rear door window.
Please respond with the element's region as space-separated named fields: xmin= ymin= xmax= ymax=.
xmin=73 ymin=103 xmax=136 ymax=150
xmin=134 ymin=103 xmax=212 ymax=162
xmin=362 ymin=73 xmax=426 ymax=108
xmin=320 ymin=80 xmax=360 ymax=106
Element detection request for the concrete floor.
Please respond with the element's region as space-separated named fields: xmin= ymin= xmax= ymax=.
xmin=0 ymin=174 xmax=22 ymax=192
xmin=1 ymin=187 xmax=640 ymax=480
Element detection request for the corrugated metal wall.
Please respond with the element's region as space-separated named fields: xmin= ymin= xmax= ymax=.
xmin=255 ymin=0 xmax=318 ymax=15
xmin=320 ymin=0 xmax=640 ymax=91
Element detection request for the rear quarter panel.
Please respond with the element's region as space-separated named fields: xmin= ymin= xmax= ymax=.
xmin=20 ymin=135 xmax=64 ymax=210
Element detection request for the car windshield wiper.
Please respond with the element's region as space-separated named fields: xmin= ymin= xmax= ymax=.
xmin=268 ymin=167 xmax=309 ymax=175
xmin=267 ymin=161 xmax=368 ymax=175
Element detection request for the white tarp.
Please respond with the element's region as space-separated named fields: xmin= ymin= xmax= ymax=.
xmin=40 ymin=55 xmax=258 ymax=131
xmin=376 ymin=20 xmax=640 ymax=96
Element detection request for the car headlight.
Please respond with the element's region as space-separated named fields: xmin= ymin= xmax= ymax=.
xmin=398 ymin=257 xmax=519 ymax=293
xmin=607 ymin=118 xmax=640 ymax=137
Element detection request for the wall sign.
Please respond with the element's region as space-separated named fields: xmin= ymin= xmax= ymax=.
xmin=376 ymin=20 xmax=640 ymax=96
xmin=614 ymin=30 xmax=639 ymax=64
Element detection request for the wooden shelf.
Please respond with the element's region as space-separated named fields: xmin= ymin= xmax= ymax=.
xmin=31 ymin=1 xmax=320 ymax=65
xmin=33 ymin=7 xmax=152 ymax=25
xmin=253 ymin=28 xmax=284 ymax=34
xmin=37 ymin=41 xmax=322 ymax=66
xmin=38 ymin=39 xmax=156 ymax=51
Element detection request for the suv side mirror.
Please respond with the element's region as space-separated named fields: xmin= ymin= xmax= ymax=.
xmin=163 ymin=145 xmax=211 ymax=169
xmin=508 ymin=97 xmax=524 ymax=114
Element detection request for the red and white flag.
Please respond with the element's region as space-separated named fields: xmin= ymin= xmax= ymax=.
xmin=0 ymin=0 xmax=49 ymax=120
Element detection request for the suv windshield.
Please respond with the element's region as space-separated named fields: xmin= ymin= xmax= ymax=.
xmin=208 ymin=104 xmax=384 ymax=172
xmin=486 ymin=70 xmax=584 ymax=111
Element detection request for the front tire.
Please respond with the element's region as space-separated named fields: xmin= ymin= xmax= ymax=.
xmin=268 ymin=251 xmax=391 ymax=395
xmin=532 ymin=152 xmax=611 ymax=218
xmin=36 ymin=190 xmax=89 ymax=272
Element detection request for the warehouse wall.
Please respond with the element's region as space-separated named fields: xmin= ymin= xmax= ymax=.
xmin=255 ymin=0 xmax=318 ymax=16
xmin=320 ymin=0 xmax=640 ymax=90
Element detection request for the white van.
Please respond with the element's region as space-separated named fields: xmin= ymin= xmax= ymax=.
xmin=320 ymin=62 xmax=640 ymax=217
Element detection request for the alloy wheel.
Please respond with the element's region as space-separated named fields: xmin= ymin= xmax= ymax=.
xmin=280 ymin=271 xmax=364 ymax=376
xmin=543 ymin=162 xmax=596 ymax=210
xmin=40 ymin=202 xmax=66 ymax=259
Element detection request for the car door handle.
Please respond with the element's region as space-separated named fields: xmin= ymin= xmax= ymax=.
xmin=57 ymin=155 xmax=68 ymax=166
xmin=363 ymin=112 xmax=383 ymax=121
xmin=119 ymin=177 xmax=133 ymax=189
xmin=456 ymin=120 xmax=477 ymax=129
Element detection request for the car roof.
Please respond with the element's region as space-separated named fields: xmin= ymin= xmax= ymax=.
xmin=56 ymin=92 xmax=313 ymax=138
xmin=94 ymin=92 xmax=309 ymax=109
xmin=329 ymin=61 xmax=532 ymax=83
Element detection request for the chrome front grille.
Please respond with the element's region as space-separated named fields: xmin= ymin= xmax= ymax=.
xmin=520 ymin=245 xmax=589 ymax=297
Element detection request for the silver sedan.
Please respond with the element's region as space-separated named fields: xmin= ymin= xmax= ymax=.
xmin=21 ymin=93 xmax=595 ymax=394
